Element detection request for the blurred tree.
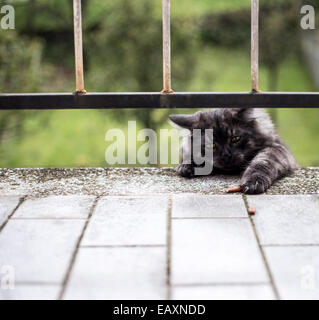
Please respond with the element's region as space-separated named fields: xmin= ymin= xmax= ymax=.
xmin=0 ymin=31 xmax=43 ymax=142
xmin=260 ymin=2 xmax=300 ymax=92
xmin=201 ymin=9 xmax=250 ymax=48
xmin=259 ymin=2 xmax=300 ymax=123
xmin=85 ymin=0 xmax=198 ymax=128
xmin=13 ymin=0 xmax=198 ymax=129
xmin=1 ymin=0 xmax=317 ymax=168
xmin=201 ymin=1 xmax=300 ymax=92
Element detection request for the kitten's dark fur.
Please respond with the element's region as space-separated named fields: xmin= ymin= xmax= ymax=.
xmin=169 ymin=108 xmax=298 ymax=194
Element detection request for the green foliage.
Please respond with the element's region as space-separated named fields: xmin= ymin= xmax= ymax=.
xmin=0 ymin=30 xmax=44 ymax=142
xmin=85 ymin=0 xmax=198 ymax=128
xmin=260 ymin=2 xmax=300 ymax=90
xmin=200 ymin=1 xmax=301 ymax=91
xmin=0 ymin=0 xmax=318 ymax=168
xmin=0 ymin=31 xmax=43 ymax=92
xmin=171 ymin=0 xmax=288 ymax=18
xmin=15 ymin=0 xmax=73 ymax=32
xmin=1 ymin=47 xmax=317 ymax=168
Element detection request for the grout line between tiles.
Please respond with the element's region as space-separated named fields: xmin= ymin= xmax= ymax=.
xmin=57 ymin=196 xmax=101 ymax=300
xmin=263 ymin=244 xmax=319 ymax=247
xmin=80 ymin=244 xmax=166 ymax=248
xmin=11 ymin=217 xmax=88 ymax=220
xmin=172 ymin=217 xmax=249 ymax=220
xmin=173 ymin=281 xmax=271 ymax=288
xmin=15 ymin=281 xmax=60 ymax=286
xmin=0 ymin=196 xmax=26 ymax=234
xmin=242 ymin=194 xmax=281 ymax=300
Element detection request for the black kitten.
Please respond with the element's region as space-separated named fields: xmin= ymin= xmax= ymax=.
xmin=169 ymin=108 xmax=298 ymax=194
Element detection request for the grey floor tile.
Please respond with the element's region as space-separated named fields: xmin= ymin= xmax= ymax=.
xmin=82 ymin=196 xmax=168 ymax=246
xmin=64 ymin=247 xmax=166 ymax=300
xmin=171 ymin=219 xmax=268 ymax=285
xmin=0 ymin=197 xmax=20 ymax=227
xmin=265 ymin=246 xmax=319 ymax=300
xmin=172 ymin=284 xmax=275 ymax=300
xmin=247 ymin=195 xmax=319 ymax=245
xmin=172 ymin=194 xmax=247 ymax=218
xmin=13 ymin=195 xmax=95 ymax=219
xmin=0 ymin=220 xmax=85 ymax=283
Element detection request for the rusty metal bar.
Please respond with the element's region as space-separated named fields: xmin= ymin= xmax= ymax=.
xmin=251 ymin=0 xmax=259 ymax=92
xmin=162 ymin=0 xmax=173 ymax=93
xmin=73 ymin=0 xmax=86 ymax=93
xmin=1 ymin=92 xmax=319 ymax=110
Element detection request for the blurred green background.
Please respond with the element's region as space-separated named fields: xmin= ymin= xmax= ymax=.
xmin=0 ymin=0 xmax=319 ymax=168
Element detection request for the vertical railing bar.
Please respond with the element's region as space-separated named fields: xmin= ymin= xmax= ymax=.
xmin=162 ymin=0 xmax=174 ymax=93
xmin=73 ymin=0 xmax=86 ymax=94
xmin=251 ymin=0 xmax=260 ymax=93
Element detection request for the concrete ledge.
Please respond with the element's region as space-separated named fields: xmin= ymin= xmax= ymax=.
xmin=0 ymin=167 xmax=318 ymax=197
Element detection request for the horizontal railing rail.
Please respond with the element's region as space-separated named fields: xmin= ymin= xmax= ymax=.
xmin=0 ymin=92 xmax=319 ymax=109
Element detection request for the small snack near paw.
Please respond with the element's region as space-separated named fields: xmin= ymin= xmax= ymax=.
xmin=248 ymin=207 xmax=256 ymax=215
xmin=226 ymin=186 xmax=242 ymax=193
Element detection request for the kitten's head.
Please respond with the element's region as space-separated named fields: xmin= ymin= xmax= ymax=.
xmin=169 ymin=108 xmax=275 ymax=172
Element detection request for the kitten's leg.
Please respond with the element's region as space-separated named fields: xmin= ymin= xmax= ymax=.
xmin=177 ymin=134 xmax=196 ymax=178
xmin=177 ymin=163 xmax=195 ymax=178
xmin=240 ymin=145 xmax=298 ymax=194
xmin=177 ymin=163 xmax=218 ymax=178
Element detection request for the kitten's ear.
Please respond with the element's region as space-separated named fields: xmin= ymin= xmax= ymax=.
xmin=169 ymin=114 xmax=197 ymax=129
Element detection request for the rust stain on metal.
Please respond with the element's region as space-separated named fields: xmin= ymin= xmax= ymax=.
xmin=251 ymin=88 xmax=261 ymax=94
xmin=161 ymin=89 xmax=174 ymax=94
xmin=76 ymin=89 xmax=87 ymax=94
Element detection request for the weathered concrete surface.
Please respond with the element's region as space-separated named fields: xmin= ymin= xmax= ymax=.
xmin=0 ymin=167 xmax=318 ymax=197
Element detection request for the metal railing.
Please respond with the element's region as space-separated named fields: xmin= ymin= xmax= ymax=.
xmin=251 ymin=0 xmax=259 ymax=93
xmin=0 ymin=0 xmax=318 ymax=110
xmin=73 ymin=0 xmax=86 ymax=94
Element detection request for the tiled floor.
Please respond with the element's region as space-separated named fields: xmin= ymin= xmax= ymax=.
xmin=0 ymin=168 xmax=318 ymax=300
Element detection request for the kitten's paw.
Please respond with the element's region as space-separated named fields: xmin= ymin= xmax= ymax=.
xmin=177 ymin=164 xmax=194 ymax=178
xmin=240 ymin=175 xmax=271 ymax=194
